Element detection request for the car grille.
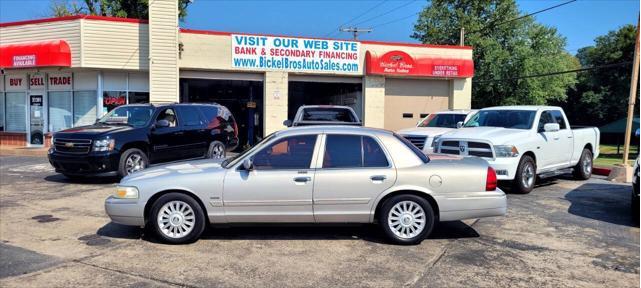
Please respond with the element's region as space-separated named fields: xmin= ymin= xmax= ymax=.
xmin=54 ymin=138 xmax=92 ymax=154
xmin=402 ymin=135 xmax=427 ymax=150
xmin=438 ymin=140 xmax=494 ymax=158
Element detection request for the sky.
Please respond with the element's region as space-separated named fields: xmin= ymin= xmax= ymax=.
xmin=0 ymin=0 xmax=638 ymax=53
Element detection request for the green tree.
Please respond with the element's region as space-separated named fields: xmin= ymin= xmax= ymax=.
xmin=50 ymin=0 xmax=191 ymax=21
xmin=412 ymin=0 xmax=578 ymax=108
xmin=560 ymin=25 xmax=639 ymax=126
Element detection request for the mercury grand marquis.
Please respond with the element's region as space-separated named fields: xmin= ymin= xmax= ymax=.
xmin=105 ymin=126 xmax=507 ymax=245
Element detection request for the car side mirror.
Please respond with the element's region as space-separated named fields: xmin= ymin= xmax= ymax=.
xmin=543 ymin=123 xmax=560 ymax=132
xmin=156 ymin=119 xmax=170 ymax=128
xmin=242 ymin=158 xmax=254 ymax=171
xmin=456 ymin=121 xmax=464 ymax=128
xmin=283 ymin=120 xmax=292 ymax=127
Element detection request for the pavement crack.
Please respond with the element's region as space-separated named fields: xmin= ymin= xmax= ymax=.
xmin=73 ymin=259 xmax=198 ymax=288
xmin=403 ymin=218 xmax=481 ymax=288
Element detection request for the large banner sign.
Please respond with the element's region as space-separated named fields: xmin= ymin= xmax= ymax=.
xmin=231 ymin=34 xmax=360 ymax=73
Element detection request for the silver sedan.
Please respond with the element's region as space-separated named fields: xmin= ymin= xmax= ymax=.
xmin=105 ymin=126 xmax=506 ymax=245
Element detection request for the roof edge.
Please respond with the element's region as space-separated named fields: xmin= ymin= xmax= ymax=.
xmin=0 ymin=15 xmax=147 ymax=28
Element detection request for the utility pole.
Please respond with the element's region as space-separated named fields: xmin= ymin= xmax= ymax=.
xmin=459 ymin=27 xmax=465 ymax=46
xmin=623 ymin=16 xmax=640 ymax=166
xmin=339 ymin=27 xmax=372 ymax=40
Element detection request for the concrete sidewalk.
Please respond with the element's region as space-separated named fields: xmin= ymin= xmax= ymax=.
xmin=0 ymin=146 xmax=49 ymax=157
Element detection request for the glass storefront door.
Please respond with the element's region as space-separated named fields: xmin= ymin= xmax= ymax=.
xmin=28 ymin=94 xmax=45 ymax=146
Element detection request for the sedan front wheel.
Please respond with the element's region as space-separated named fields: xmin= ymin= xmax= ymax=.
xmin=380 ymin=194 xmax=435 ymax=245
xmin=149 ymin=193 xmax=206 ymax=244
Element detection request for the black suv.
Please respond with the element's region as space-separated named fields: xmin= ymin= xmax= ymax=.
xmin=48 ymin=103 xmax=238 ymax=178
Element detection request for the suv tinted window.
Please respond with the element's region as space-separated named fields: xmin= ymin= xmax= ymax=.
xmin=180 ymin=106 xmax=204 ymax=127
xmin=252 ymin=135 xmax=317 ymax=170
xmin=538 ymin=111 xmax=555 ymax=132
xmin=323 ymin=135 xmax=389 ymax=168
xmin=550 ymin=110 xmax=567 ymax=129
xmin=156 ymin=108 xmax=178 ymax=127
xmin=199 ymin=106 xmax=221 ymax=123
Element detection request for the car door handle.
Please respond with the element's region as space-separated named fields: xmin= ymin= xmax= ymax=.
xmin=370 ymin=175 xmax=387 ymax=183
xmin=567 ymin=136 xmax=573 ymax=138
xmin=293 ymin=176 xmax=312 ymax=183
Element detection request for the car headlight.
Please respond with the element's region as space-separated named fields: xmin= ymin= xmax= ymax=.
xmin=494 ymin=145 xmax=519 ymax=157
xmin=114 ymin=186 xmax=139 ymax=199
xmin=94 ymin=138 xmax=115 ymax=152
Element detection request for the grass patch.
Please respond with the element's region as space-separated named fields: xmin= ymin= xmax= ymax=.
xmin=594 ymin=144 xmax=639 ymax=168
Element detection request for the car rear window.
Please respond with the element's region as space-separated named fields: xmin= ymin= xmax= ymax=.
xmin=394 ymin=133 xmax=429 ymax=163
xmin=302 ymin=108 xmax=356 ymax=122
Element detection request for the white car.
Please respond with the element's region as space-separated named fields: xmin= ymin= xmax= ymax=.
xmin=433 ymin=106 xmax=600 ymax=194
xmin=397 ymin=110 xmax=475 ymax=153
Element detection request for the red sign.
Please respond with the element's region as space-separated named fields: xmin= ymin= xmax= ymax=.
xmin=365 ymin=50 xmax=474 ymax=78
xmin=0 ymin=40 xmax=71 ymax=68
xmin=104 ymin=96 xmax=126 ymax=106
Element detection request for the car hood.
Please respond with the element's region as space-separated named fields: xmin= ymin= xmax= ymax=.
xmin=438 ymin=127 xmax=531 ymax=145
xmin=55 ymin=124 xmax=136 ymax=137
xmin=123 ymin=158 xmax=226 ymax=183
xmin=397 ymin=127 xmax=456 ymax=137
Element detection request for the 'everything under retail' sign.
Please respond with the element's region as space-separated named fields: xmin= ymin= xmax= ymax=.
xmin=231 ymin=34 xmax=360 ymax=74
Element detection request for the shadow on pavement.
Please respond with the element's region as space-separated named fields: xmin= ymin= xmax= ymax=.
xmin=97 ymin=220 xmax=479 ymax=244
xmin=43 ymin=174 xmax=119 ymax=184
xmin=565 ymin=182 xmax=636 ymax=227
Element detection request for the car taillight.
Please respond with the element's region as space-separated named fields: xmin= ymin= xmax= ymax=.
xmin=486 ymin=167 xmax=497 ymax=191
xmin=233 ymin=120 xmax=238 ymax=138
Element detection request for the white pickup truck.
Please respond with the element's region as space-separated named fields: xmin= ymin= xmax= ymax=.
xmin=397 ymin=110 xmax=475 ymax=153
xmin=433 ymin=106 xmax=600 ymax=194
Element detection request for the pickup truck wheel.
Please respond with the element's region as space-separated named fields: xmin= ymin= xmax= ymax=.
xmin=118 ymin=148 xmax=148 ymax=177
xmin=206 ymin=141 xmax=226 ymax=159
xmin=380 ymin=195 xmax=434 ymax=245
xmin=573 ymin=149 xmax=593 ymax=180
xmin=513 ymin=155 xmax=536 ymax=194
xmin=149 ymin=192 xmax=205 ymax=244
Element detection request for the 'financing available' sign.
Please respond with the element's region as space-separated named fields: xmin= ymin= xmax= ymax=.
xmin=231 ymin=34 xmax=360 ymax=74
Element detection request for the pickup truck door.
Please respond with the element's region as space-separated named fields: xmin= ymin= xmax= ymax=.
xmin=222 ymin=134 xmax=318 ymax=222
xmin=536 ymin=110 xmax=572 ymax=171
xmin=550 ymin=110 xmax=573 ymax=168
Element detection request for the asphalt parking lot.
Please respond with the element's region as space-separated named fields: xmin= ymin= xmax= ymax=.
xmin=0 ymin=155 xmax=639 ymax=287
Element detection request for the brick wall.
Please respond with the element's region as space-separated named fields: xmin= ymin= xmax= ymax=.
xmin=0 ymin=132 xmax=52 ymax=147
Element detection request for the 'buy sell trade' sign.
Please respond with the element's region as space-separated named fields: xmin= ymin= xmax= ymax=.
xmin=231 ymin=35 xmax=360 ymax=73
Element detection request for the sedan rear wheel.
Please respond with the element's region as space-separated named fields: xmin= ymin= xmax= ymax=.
xmin=380 ymin=194 xmax=434 ymax=245
xmin=149 ymin=193 xmax=205 ymax=244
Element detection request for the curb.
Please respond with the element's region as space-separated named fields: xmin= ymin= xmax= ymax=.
xmin=0 ymin=147 xmax=49 ymax=157
xmin=593 ymin=167 xmax=611 ymax=176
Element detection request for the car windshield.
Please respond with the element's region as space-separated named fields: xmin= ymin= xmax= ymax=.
xmin=302 ymin=108 xmax=356 ymax=122
xmin=418 ymin=114 xmax=467 ymax=128
xmin=463 ymin=110 xmax=536 ymax=130
xmin=97 ymin=106 xmax=154 ymax=128
xmin=222 ymin=133 xmax=276 ymax=168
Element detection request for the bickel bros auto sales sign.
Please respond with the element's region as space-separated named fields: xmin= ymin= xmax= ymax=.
xmin=231 ymin=34 xmax=361 ymax=73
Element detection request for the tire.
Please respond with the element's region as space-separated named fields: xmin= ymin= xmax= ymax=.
xmin=206 ymin=141 xmax=226 ymax=159
xmin=118 ymin=148 xmax=149 ymax=177
xmin=380 ymin=194 xmax=435 ymax=245
xmin=572 ymin=148 xmax=593 ymax=180
xmin=149 ymin=192 xmax=206 ymax=244
xmin=512 ymin=155 xmax=536 ymax=194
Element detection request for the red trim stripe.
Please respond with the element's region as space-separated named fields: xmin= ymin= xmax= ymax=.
xmin=0 ymin=15 xmax=147 ymax=27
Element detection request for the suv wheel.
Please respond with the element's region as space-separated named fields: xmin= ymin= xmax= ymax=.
xmin=513 ymin=155 xmax=536 ymax=194
xmin=149 ymin=193 xmax=205 ymax=244
xmin=207 ymin=141 xmax=226 ymax=159
xmin=118 ymin=148 xmax=148 ymax=177
xmin=573 ymin=149 xmax=593 ymax=180
xmin=380 ymin=194 xmax=434 ymax=245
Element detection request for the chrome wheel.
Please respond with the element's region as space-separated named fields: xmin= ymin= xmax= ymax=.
xmin=209 ymin=142 xmax=225 ymax=159
xmin=388 ymin=201 xmax=426 ymax=239
xmin=521 ymin=163 xmax=535 ymax=189
xmin=125 ymin=153 xmax=145 ymax=174
xmin=157 ymin=201 xmax=195 ymax=239
xmin=582 ymin=155 xmax=592 ymax=175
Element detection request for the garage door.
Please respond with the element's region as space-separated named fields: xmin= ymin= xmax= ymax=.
xmin=384 ymin=78 xmax=449 ymax=131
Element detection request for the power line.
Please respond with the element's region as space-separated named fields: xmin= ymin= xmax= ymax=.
xmin=468 ymin=0 xmax=577 ymax=34
xmin=351 ymin=0 xmax=418 ymax=27
xmin=473 ymin=61 xmax=631 ymax=83
xmin=324 ymin=0 xmax=389 ymax=37
xmin=370 ymin=12 xmax=420 ymax=29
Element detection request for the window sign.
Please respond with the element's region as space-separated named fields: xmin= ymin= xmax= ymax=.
xmin=48 ymin=72 xmax=72 ymax=91
xmin=231 ymin=35 xmax=360 ymax=73
xmin=13 ymin=55 xmax=36 ymax=67
xmin=29 ymin=73 xmax=45 ymax=90
xmin=6 ymin=75 xmax=27 ymax=91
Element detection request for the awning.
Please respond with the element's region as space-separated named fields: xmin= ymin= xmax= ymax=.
xmin=366 ymin=50 xmax=474 ymax=78
xmin=0 ymin=40 xmax=71 ymax=68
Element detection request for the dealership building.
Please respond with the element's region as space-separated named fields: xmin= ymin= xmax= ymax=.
xmin=0 ymin=1 xmax=473 ymax=148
